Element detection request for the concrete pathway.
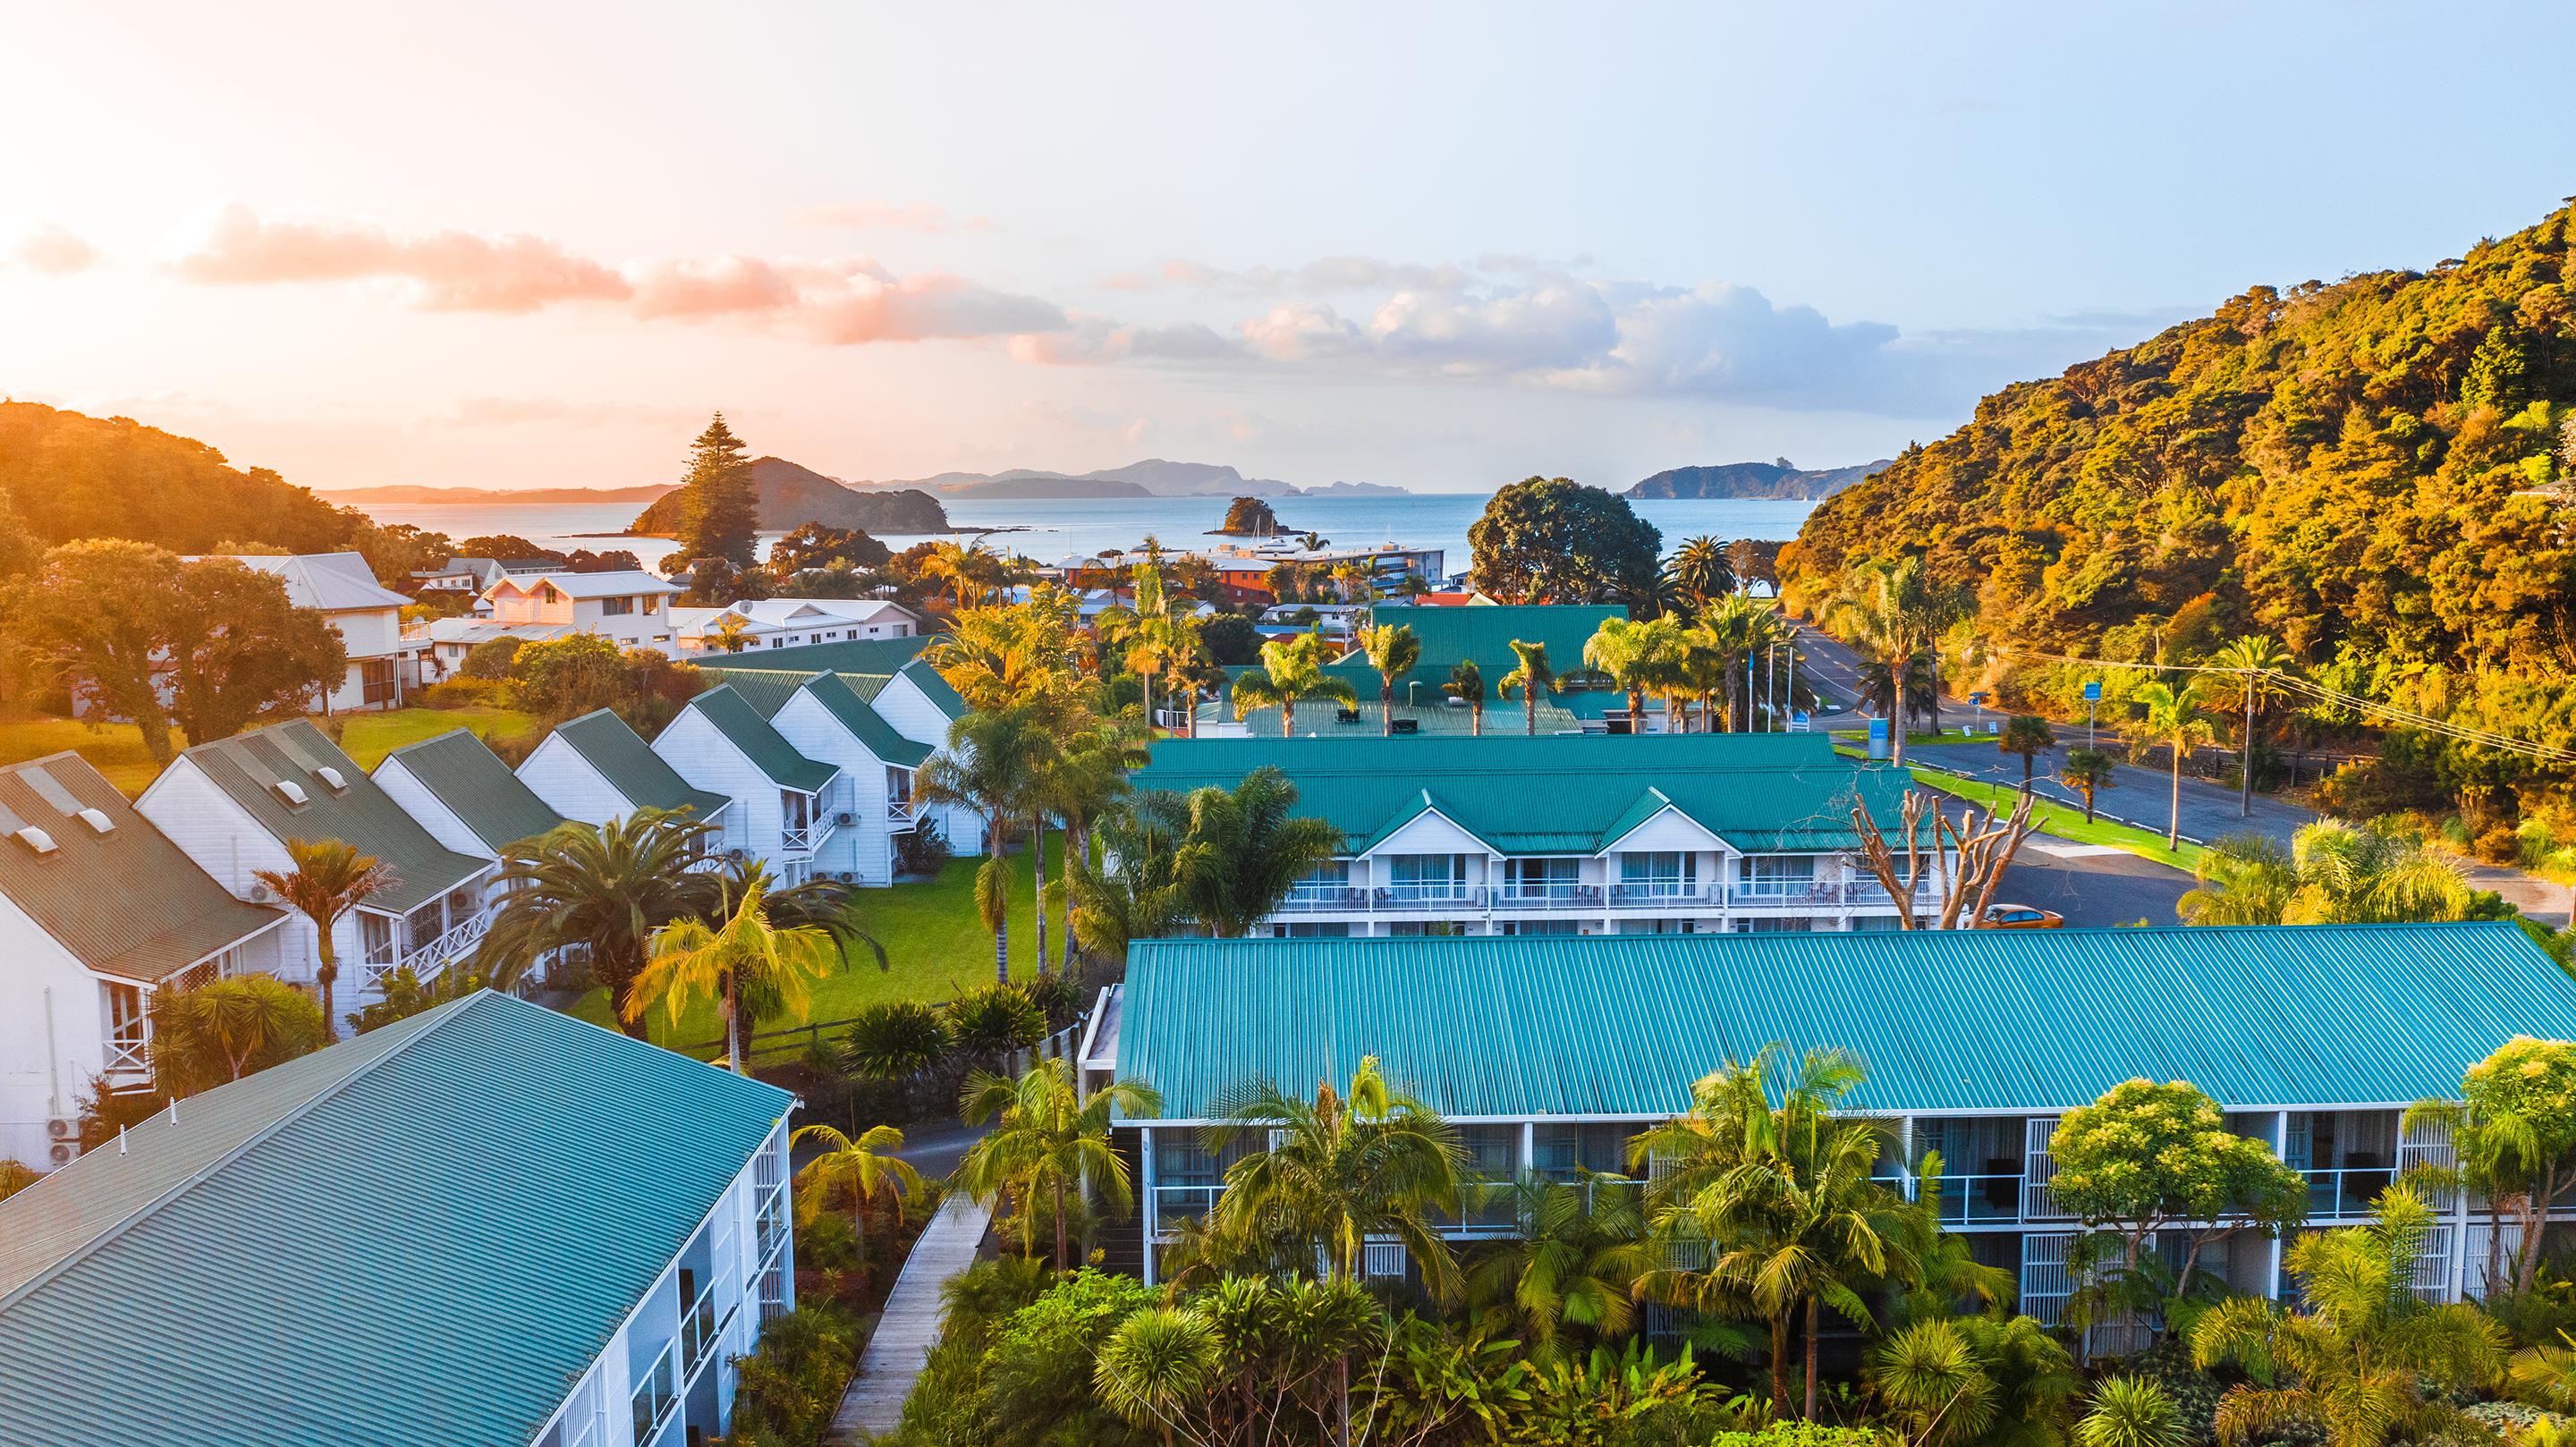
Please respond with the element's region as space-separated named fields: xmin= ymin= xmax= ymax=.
xmin=829 ymin=1193 xmax=993 ymax=1443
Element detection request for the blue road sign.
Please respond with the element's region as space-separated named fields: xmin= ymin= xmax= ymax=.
xmin=2082 ymin=681 xmax=2103 ymax=702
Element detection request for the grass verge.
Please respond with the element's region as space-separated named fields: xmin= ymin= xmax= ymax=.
xmin=1902 ymin=760 xmax=2207 ymax=873
xmin=0 ymin=705 xmax=538 ymax=796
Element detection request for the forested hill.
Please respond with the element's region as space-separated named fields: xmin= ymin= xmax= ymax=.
xmin=1783 ymin=199 xmax=2576 ymax=731
xmin=627 ymin=455 xmax=949 ymax=536
xmin=0 ymin=402 xmax=357 ymax=554
xmin=1627 ymin=458 xmax=1889 ymax=499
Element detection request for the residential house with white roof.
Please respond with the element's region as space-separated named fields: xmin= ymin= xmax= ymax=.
xmin=0 ymin=754 xmax=287 ymax=1172
xmin=138 ymin=721 xmax=496 ymax=1011
xmin=693 ymin=669 xmax=933 ymax=884
xmin=0 ymin=990 xmax=797 ymax=1447
xmin=373 ymin=729 xmax=567 ymax=871
xmin=413 ymin=615 xmax=576 ymax=680
xmin=210 ymin=551 xmax=425 ymax=712
xmin=408 ymin=554 xmax=508 ymax=596
xmin=516 ymin=708 xmax=733 ymax=836
xmin=651 ymin=686 xmax=843 ymax=885
xmin=481 ymin=569 xmax=684 ymax=650
xmin=673 ymin=597 xmax=923 ymax=654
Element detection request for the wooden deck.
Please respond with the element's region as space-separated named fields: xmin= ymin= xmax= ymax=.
xmin=828 ymin=1192 xmax=992 ymax=1443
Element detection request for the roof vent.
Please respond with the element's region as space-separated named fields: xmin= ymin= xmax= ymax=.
xmin=273 ymin=780 xmax=309 ymax=807
xmin=316 ymin=766 xmax=349 ymax=792
xmin=75 ymin=807 xmax=114 ymax=834
xmin=13 ymin=825 xmax=58 ymax=856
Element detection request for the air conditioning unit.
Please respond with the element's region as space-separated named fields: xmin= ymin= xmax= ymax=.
xmin=724 ymin=848 xmax=749 ymax=862
xmin=246 ymin=881 xmax=276 ymax=903
xmin=47 ymin=1117 xmax=78 ymax=1141
xmin=49 ymin=1139 xmax=77 ymax=1166
xmin=834 ymin=812 xmax=856 ymax=827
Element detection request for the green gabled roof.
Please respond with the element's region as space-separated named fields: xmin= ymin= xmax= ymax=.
xmin=176 ymin=721 xmax=487 ymax=914
xmin=0 ymin=754 xmax=281 ymax=982
xmin=378 ymin=730 xmax=564 ymax=854
xmin=686 ymin=685 xmax=839 ymax=793
xmin=1350 ymin=789 xmax=1510 ymax=857
xmin=551 ymin=709 xmax=731 ymax=818
xmin=1131 ymin=732 xmax=1912 ymax=856
xmin=896 ymin=657 xmax=968 ymax=719
xmin=697 ymin=665 xmax=901 ymax=716
xmin=801 ymin=673 xmax=931 ymax=766
xmin=1117 ymin=922 xmax=2576 ymax=1121
xmin=723 ymin=633 xmax=933 ymax=676
xmin=0 ymin=991 xmax=792 ymax=1447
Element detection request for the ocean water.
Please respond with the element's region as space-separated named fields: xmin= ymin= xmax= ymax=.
xmin=355 ymin=492 xmax=1822 ymax=578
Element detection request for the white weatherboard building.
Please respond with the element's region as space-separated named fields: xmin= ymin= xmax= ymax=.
xmin=0 ymin=754 xmax=288 ymax=1172
xmin=207 ymin=551 xmax=427 ymax=712
xmin=652 ymin=686 xmax=845 ymax=886
xmin=0 ymin=991 xmax=798 ymax=1447
xmin=673 ymin=597 xmax=922 ymax=654
xmin=517 ymin=707 xmax=736 ymax=834
xmin=138 ymin=720 xmax=496 ymax=1011
xmin=481 ymin=570 xmax=685 ymax=650
xmin=373 ymin=728 xmax=568 ymax=869
xmin=701 ymin=670 xmax=936 ymax=885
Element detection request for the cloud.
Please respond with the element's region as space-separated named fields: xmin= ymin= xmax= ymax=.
xmin=167 ymin=203 xmax=629 ymax=312
xmin=1123 ymin=255 xmax=1477 ymax=298
xmin=1010 ymin=316 xmax=1241 ymax=365
xmin=793 ymin=201 xmax=995 ymax=233
xmin=10 ymin=221 xmax=99 ymax=275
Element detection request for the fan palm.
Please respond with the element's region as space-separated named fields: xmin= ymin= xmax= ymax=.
xmin=1665 ymin=536 xmax=1736 ymax=610
xmin=253 ymin=836 xmax=395 ymax=1038
xmin=1998 ymin=715 xmax=2057 ymax=791
xmin=2060 ymin=748 xmax=2118 ymax=823
xmin=1465 ymin=1172 xmax=1653 ymax=1366
xmin=1356 ymin=622 xmax=1421 ymax=735
xmin=955 ymin=1056 xmax=1162 ymax=1270
xmin=2208 ymin=633 xmax=2295 ymax=817
xmin=919 ymin=703 xmax=1056 ymax=983
xmin=1444 ymin=658 xmax=1486 ymax=735
xmin=478 ymin=808 xmax=715 ymax=1036
xmin=1498 ymin=639 xmax=1555 ymax=735
xmin=2180 ymin=817 xmax=2472 ymax=926
xmin=1825 ymin=555 xmax=1962 ymax=765
xmin=2121 ymin=680 xmax=2220 ymax=849
xmin=789 ymin=1121 xmax=922 ymax=1257
xmin=626 ymin=876 xmax=840 ymax=1072
xmin=2190 ymin=1184 xmax=2505 ymax=1447
xmin=1170 ymin=766 xmax=1346 ymax=936
xmin=1232 ymin=630 xmax=1359 ymax=735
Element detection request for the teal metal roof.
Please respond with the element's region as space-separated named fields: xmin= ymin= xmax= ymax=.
xmin=1335 ymin=603 xmax=1629 ymax=699
xmin=897 ymin=657 xmax=969 ymax=719
xmin=1131 ymin=732 xmax=1913 ymax=855
xmin=1202 ymin=695 xmax=1586 ymax=736
xmin=802 ymin=673 xmax=932 ymax=766
xmin=727 ymin=633 xmax=932 ymax=676
xmin=0 ymin=754 xmax=282 ymax=982
xmin=379 ymin=729 xmax=564 ymax=853
xmin=1115 ymin=922 xmax=2576 ymax=1121
xmin=694 ymin=665 xmax=810 ymax=719
xmin=177 ymin=721 xmax=487 ymax=914
xmin=551 ymin=708 xmax=731 ymax=817
xmin=684 ymin=685 xmax=839 ymax=793
xmin=0 ymin=991 xmax=793 ymax=1447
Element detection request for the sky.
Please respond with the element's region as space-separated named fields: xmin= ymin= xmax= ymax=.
xmin=3 ymin=2 xmax=2570 ymax=495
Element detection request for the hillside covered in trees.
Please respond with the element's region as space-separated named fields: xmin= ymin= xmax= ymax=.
xmin=1784 ymin=199 xmax=2576 ymax=756
xmin=627 ymin=455 xmax=947 ymax=536
xmin=0 ymin=402 xmax=359 ymax=555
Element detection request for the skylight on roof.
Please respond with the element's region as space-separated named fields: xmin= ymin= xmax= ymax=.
xmin=13 ymin=825 xmax=58 ymax=856
xmin=76 ymin=807 xmax=114 ymax=834
xmin=317 ymin=766 xmax=348 ymax=792
xmin=273 ymin=780 xmax=309 ymax=806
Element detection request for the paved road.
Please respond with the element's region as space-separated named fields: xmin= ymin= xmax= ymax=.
xmin=2001 ymin=838 xmax=2195 ymax=927
xmin=1908 ymin=740 xmax=2319 ymax=850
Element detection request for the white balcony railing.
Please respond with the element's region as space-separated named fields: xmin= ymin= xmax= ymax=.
xmin=360 ymin=910 xmax=489 ymax=993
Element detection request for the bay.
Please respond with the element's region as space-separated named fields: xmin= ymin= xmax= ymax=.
xmin=353 ymin=492 xmax=1822 ymax=580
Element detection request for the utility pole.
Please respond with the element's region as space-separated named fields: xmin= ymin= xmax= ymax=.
xmin=2240 ymin=667 xmax=2257 ymax=819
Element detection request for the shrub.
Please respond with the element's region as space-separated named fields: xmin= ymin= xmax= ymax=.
xmin=345 ymin=967 xmax=485 ymax=1035
xmin=722 ymin=1303 xmax=864 ymax=1447
xmin=2478 ymin=824 xmax=2527 ymax=865
xmin=978 ymin=1272 xmax=1157 ymax=1447
xmin=418 ymin=677 xmax=514 ymax=709
xmin=460 ymin=636 xmax=525 ymax=680
xmin=895 ymin=818 xmax=953 ymax=876
xmin=1710 ymin=1425 xmax=1888 ymax=1447
xmin=945 ymin=984 xmax=1046 ymax=1067
xmin=1021 ymin=972 xmax=1081 ymax=1030
xmin=837 ymin=1001 xmax=951 ymax=1082
xmin=148 ymin=972 xmax=326 ymax=1098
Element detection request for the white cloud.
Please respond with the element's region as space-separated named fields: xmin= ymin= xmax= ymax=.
xmin=9 ymin=221 xmax=99 ymax=275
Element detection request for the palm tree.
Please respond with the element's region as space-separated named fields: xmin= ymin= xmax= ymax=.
xmin=1872 ymin=1314 xmax=2079 ymax=1447
xmin=1037 ymin=719 xmax=1138 ymax=972
xmin=1067 ymin=790 xmax=1191 ymax=966
xmin=478 ymin=808 xmax=716 ymax=1037
xmin=253 ymin=837 xmax=395 ymax=1037
xmin=148 ymin=972 xmax=326 ymax=1092
xmin=2077 ymin=1377 xmax=2187 ymax=1447
xmin=1998 ymin=715 xmax=2057 ymax=791
xmin=1635 ymin=1045 xmax=1911 ymax=1419
xmin=789 ymin=1122 xmax=923 ymax=1260
xmin=2208 ymin=633 xmax=2294 ymax=817
xmin=1356 ymin=622 xmax=1421 ymax=736
xmin=1465 ymin=1172 xmax=1652 ymax=1366
xmin=919 ymin=538 xmax=1001 ymax=609
xmin=626 ymin=876 xmax=841 ymax=1072
xmin=2060 ymin=748 xmax=2117 ymax=823
xmin=1583 ymin=615 xmax=1681 ymax=732
xmin=925 ymin=589 xmax=1083 ymax=715
xmin=955 ymin=1056 xmax=1162 ymax=1270
xmin=1095 ymin=1305 xmax=1221 ymax=1447
xmin=919 ymin=703 xmax=1056 ymax=984
xmin=1171 ymin=766 xmax=1345 ymax=936
xmin=1444 ymin=659 xmax=1486 ymax=735
xmin=1857 ymin=655 xmax=1940 ymax=734
xmin=1825 ymin=555 xmax=1962 ymax=765
xmin=2179 ymin=817 xmax=2473 ymax=926
xmin=1498 ymin=639 xmax=1555 ymax=735
xmin=2190 ymin=1185 xmax=2505 ymax=1447
xmin=2121 ymin=681 xmax=2219 ymax=850
xmin=1665 ymin=536 xmax=1735 ymax=610
xmin=1231 ymin=630 xmax=1358 ymax=736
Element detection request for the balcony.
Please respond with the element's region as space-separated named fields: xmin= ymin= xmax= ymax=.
xmin=679 ymin=1275 xmax=721 ymax=1377
xmin=1608 ymin=883 xmax=1723 ymax=909
xmin=628 ymin=1341 xmax=678 ymax=1443
xmin=361 ymin=910 xmax=489 ymax=993
xmin=1152 ymin=1183 xmax=1224 ymax=1232
xmin=1277 ymin=884 xmax=1369 ymax=913
xmin=2304 ymin=1165 xmax=2398 ymax=1220
xmin=1376 ymin=884 xmax=1485 ymax=912
xmin=1492 ymin=883 xmax=1604 ymax=910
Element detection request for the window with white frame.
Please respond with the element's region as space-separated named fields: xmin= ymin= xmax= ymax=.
xmin=1618 ymin=851 xmax=1696 ymax=895
xmin=1384 ymin=853 xmax=1467 ymax=900
xmin=1502 ymin=857 xmax=1581 ymax=898
xmin=599 ymin=595 xmax=634 ymax=616
xmin=1737 ymin=855 xmax=1818 ymax=896
xmin=100 ymin=982 xmax=148 ymax=1075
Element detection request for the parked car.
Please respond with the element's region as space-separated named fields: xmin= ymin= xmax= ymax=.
xmin=1979 ymin=902 xmax=2064 ymax=929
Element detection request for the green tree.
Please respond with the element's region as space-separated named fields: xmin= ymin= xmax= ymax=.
xmin=2075 ymin=1377 xmax=2186 ymax=1447
xmin=1443 ymin=658 xmax=1486 ymax=735
xmin=2207 ymin=634 xmax=2294 ymax=818
xmin=1998 ymin=715 xmax=2058 ymax=791
xmin=1584 ymin=614 xmax=1685 ymax=731
xmin=476 ymin=808 xmax=716 ymax=1036
xmin=2060 ymin=748 xmax=2117 ymax=823
xmin=790 ymin=1121 xmax=922 ymax=1260
xmin=674 ymin=413 xmax=758 ymax=570
xmin=510 ymin=632 xmax=633 ymax=721
xmin=1825 ymin=555 xmax=1961 ymax=766
xmin=626 ymin=876 xmax=841 ymax=1072
xmin=2402 ymin=1036 xmax=2576 ymax=1298
xmin=1871 ymin=1314 xmax=2079 ymax=1447
xmin=4 ymin=539 xmax=185 ymax=764
xmin=1066 ymin=790 xmax=1190 ymax=968
xmin=1170 ymin=766 xmax=1345 ymax=937
xmin=1464 ymin=1172 xmax=1653 ymax=1367
xmin=1665 ymin=535 xmax=1737 ymax=609
xmin=165 ymin=558 xmax=347 ymax=740
xmin=1231 ymin=629 xmax=1359 ymax=735
xmin=956 ymin=1057 xmax=1163 ymax=1270
xmin=148 ymin=972 xmax=327 ymax=1095
xmin=2190 ymin=1185 xmax=2505 ymax=1447
xmin=1355 ymin=621 xmax=1421 ymax=735
xmin=2121 ymin=681 xmax=2219 ymax=850
xmin=2179 ymin=817 xmax=2474 ymax=927
xmin=2046 ymin=1079 xmax=2307 ymax=1310
xmin=1468 ymin=477 xmax=1664 ymax=606
xmin=918 ymin=703 xmax=1056 ymax=984
xmin=1498 ymin=639 xmax=1555 ymax=735
xmin=767 ymin=521 xmax=888 ymax=575
xmin=253 ymin=837 xmax=394 ymax=1041
xmin=2462 ymin=324 xmax=2530 ymax=412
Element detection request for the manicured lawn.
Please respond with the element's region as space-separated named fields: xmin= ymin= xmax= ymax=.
xmin=566 ymin=836 xmax=1072 ymax=1053
xmin=1902 ymin=759 xmax=2207 ymax=873
xmin=0 ymin=705 xmax=538 ymax=796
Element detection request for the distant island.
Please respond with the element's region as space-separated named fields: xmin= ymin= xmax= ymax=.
xmin=627 ymin=456 xmax=948 ymax=536
xmin=1209 ymin=496 xmax=1290 ymax=537
xmin=1303 ymin=480 xmax=1406 ymax=497
xmin=858 ymin=460 xmax=1409 ymax=500
xmin=1624 ymin=458 xmax=1891 ymax=500
xmin=322 ymin=482 xmax=674 ymax=505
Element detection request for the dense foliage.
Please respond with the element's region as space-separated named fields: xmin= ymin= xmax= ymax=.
xmin=0 ymin=401 xmax=356 ymax=555
xmin=1470 ymin=477 xmax=1665 ymax=607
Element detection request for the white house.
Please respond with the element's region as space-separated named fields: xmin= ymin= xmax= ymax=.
xmin=208 ymin=552 xmax=425 ymax=712
xmin=700 ymin=655 xmax=986 ymax=859
xmin=673 ymin=597 xmax=922 ymax=654
xmin=137 ymin=720 xmax=496 ymax=1014
xmin=373 ymin=729 xmax=567 ymax=871
xmin=0 ymin=990 xmax=798 ymax=1447
xmin=0 ymin=753 xmax=288 ymax=1172
xmin=409 ymin=554 xmax=508 ymax=595
xmin=651 ymin=686 xmax=843 ymax=886
xmin=481 ymin=569 xmax=684 ymax=650
xmin=516 ymin=707 xmax=734 ymax=835
xmin=721 ymin=671 xmax=933 ymax=885
xmin=411 ymin=616 xmax=576 ymax=680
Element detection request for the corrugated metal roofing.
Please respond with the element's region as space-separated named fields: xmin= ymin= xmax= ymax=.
xmin=684 ymin=686 xmax=839 ymax=793
xmin=378 ymin=729 xmax=565 ymax=853
xmin=896 ymin=657 xmax=969 ymax=719
xmin=208 ymin=552 xmax=411 ymax=611
xmin=1204 ymin=696 xmax=1587 ymax=736
xmin=488 ymin=569 xmax=679 ymax=600
xmin=802 ymin=673 xmax=932 ymax=766
xmin=1116 ymin=922 xmax=2576 ymax=1122
xmin=551 ymin=708 xmax=731 ymax=817
xmin=698 ymin=664 xmax=898 ymax=710
xmin=0 ymin=754 xmax=282 ymax=981
xmin=1131 ymin=732 xmax=1914 ymax=854
xmin=0 ymin=991 xmax=793 ymax=1447
xmin=720 ymin=634 xmax=933 ymax=676
xmin=180 ymin=721 xmax=488 ymax=914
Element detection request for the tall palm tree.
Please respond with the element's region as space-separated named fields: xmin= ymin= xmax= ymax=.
xmin=1036 ymin=717 xmax=1139 ymax=972
xmin=695 ymin=859 xmax=885 ymax=1028
xmin=2121 ymin=681 xmax=2219 ymax=850
xmin=919 ymin=703 xmax=1056 ymax=983
xmin=789 ymin=1122 xmax=922 ymax=1260
xmin=1825 ymin=555 xmax=1962 ymax=766
xmin=1356 ymin=622 xmax=1421 ymax=736
xmin=1498 ymin=639 xmax=1556 ymax=735
xmin=925 ymin=588 xmax=1082 ymax=715
xmin=479 ymin=808 xmax=716 ymax=1037
xmin=1583 ymin=615 xmax=1681 ymax=731
xmin=1067 ymin=790 xmax=1191 ymax=967
xmin=2190 ymin=1185 xmax=2505 ymax=1447
xmin=1465 ymin=1172 xmax=1653 ymax=1366
xmin=254 ymin=837 xmax=395 ymax=1037
xmin=1444 ymin=658 xmax=1486 ymax=735
xmin=955 ymin=1056 xmax=1162 ymax=1270
xmin=1231 ymin=630 xmax=1358 ymax=736
xmin=919 ymin=538 xmax=1001 ymax=610
xmin=1635 ymin=1045 xmax=1913 ymax=1418
xmin=2208 ymin=633 xmax=2294 ymax=817
xmin=626 ymin=876 xmax=840 ymax=1072
xmin=1172 ymin=766 xmax=1346 ymax=936
xmin=1998 ymin=715 xmax=2057 ymax=791
xmin=1665 ymin=536 xmax=1735 ymax=611
xmin=2060 ymin=748 xmax=2117 ymax=823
